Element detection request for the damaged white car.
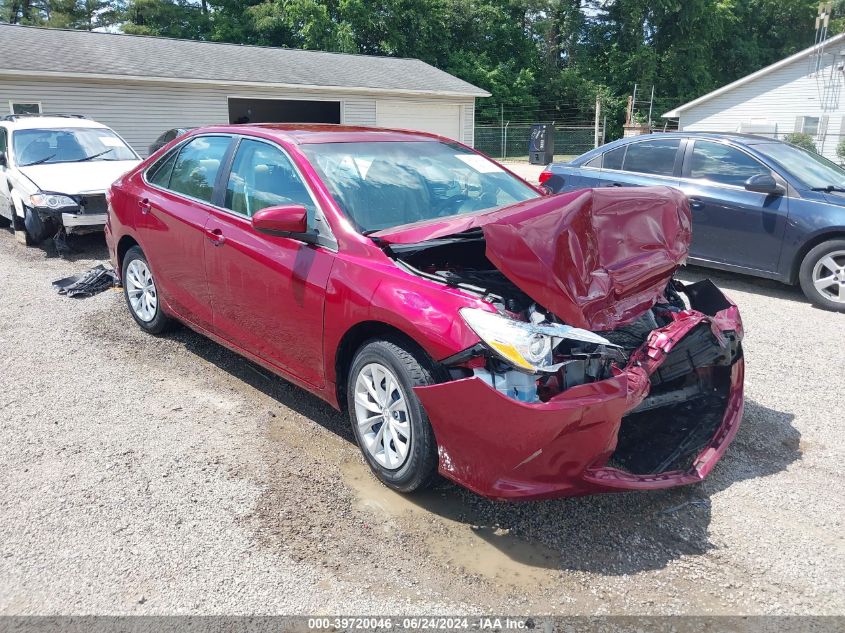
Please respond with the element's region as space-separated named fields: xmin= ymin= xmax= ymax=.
xmin=0 ymin=114 xmax=140 ymax=245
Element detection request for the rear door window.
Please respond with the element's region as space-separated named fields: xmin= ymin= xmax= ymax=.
xmin=688 ymin=140 xmax=770 ymax=186
xmin=584 ymin=154 xmax=602 ymax=168
xmin=621 ymin=139 xmax=681 ymax=176
xmin=167 ymin=136 xmax=231 ymax=203
xmin=602 ymin=146 xmax=626 ymax=170
xmin=148 ymin=151 xmax=178 ymax=188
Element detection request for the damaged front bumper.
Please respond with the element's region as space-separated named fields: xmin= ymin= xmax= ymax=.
xmin=30 ymin=192 xmax=109 ymax=235
xmin=415 ymin=280 xmax=744 ymax=500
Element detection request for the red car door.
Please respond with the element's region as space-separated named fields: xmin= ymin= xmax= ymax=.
xmin=135 ymin=135 xmax=233 ymax=331
xmin=203 ymin=137 xmax=334 ymax=388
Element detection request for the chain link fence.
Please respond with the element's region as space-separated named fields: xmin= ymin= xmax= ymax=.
xmin=474 ymin=123 xmax=603 ymax=161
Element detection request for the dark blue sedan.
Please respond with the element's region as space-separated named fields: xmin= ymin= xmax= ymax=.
xmin=540 ymin=132 xmax=845 ymax=311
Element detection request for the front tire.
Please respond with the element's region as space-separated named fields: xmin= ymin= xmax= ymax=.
xmin=0 ymin=200 xmax=10 ymax=228
xmin=122 ymin=245 xmax=173 ymax=334
xmin=798 ymin=239 xmax=845 ymax=312
xmin=10 ymin=201 xmax=36 ymax=246
xmin=346 ymin=338 xmax=440 ymax=493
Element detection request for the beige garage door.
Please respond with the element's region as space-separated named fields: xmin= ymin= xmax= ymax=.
xmin=376 ymin=102 xmax=462 ymax=140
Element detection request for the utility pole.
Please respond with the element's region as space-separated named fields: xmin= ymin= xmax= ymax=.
xmin=500 ymin=104 xmax=504 ymax=158
xmin=594 ymin=95 xmax=601 ymax=148
xmin=648 ymin=85 xmax=655 ymax=126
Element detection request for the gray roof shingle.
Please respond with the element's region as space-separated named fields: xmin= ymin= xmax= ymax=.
xmin=0 ymin=24 xmax=489 ymax=97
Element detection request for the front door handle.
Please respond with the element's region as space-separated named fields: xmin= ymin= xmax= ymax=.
xmin=206 ymin=227 xmax=226 ymax=246
xmin=138 ymin=198 xmax=151 ymax=214
xmin=608 ymin=182 xmax=624 ymax=187
xmin=689 ymin=197 xmax=705 ymax=210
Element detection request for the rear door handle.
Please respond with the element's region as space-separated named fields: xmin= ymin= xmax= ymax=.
xmin=689 ymin=197 xmax=704 ymax=210
xmin=608 ymin=182 xmax=624 ymax=187
xmin=206 ymin=227 xmax=226 ymax=246
xmin=138 ymin=198 xmax=151 ymax=214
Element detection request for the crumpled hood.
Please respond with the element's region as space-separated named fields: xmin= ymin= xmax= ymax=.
xmin=373 ymin=186 xmax=691 ymax=330
xmin=19 ymin=160 xmax=140 ymax=195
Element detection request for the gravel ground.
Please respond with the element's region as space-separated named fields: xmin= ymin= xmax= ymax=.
xmin=0 ymin=227 xmax=843 ymax=616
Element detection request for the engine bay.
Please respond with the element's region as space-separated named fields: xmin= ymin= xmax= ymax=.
xmin=388 ymin=231 xmax=700 ymax=401
xmin=386 ymin=232 xmax=742 ymax=476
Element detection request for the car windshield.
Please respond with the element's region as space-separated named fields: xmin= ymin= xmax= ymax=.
xmin=753 ymin=141 xmax=845 ymax=190
xmin=13 ymin=127 xmax=137 ymax=166
xmin=299 ymin=141 xmax=539 ymax=232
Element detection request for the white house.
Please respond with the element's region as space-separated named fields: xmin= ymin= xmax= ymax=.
xmin=0 ymin=24 xmax=488 ymax=156
xmin=663 ymin=32 xmax=845 ymax=163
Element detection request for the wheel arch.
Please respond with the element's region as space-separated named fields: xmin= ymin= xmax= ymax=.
xmin=789 ymin=230 xmax=845 ymax=283
xmin=10 ymin=187 xmax=25 ymax=218
xmin=333 ymin=320 xmax=443 ymax=411
xmin=116 ymin=234 xmax=140 ymax=275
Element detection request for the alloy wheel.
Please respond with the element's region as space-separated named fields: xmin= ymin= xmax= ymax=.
xmin=125 ymin=259 xmax=158 ymax=322
xmin=811 ymin=250 xmax=845 ymax=304
xmin=353 ymin=362 xmax=412 ymax=470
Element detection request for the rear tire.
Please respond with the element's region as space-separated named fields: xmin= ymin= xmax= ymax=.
xmin=798 ymin=239 xmax=845 ymax=312
xmin=346 ymin=337 xmax=440 ymax=493
xmin=122 ymin=245 xmax=173 ymax=334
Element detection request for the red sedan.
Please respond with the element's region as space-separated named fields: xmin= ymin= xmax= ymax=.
xmin=106 ymin=124 xmax=744 ymax=500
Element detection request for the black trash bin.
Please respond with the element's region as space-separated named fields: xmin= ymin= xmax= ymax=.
xmin=528 ymin=124 xmax=555 ymax=165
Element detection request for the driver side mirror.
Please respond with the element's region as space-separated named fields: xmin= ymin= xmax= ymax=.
xmin=251 ymin=204 xmax=308 ymax=236
xmin=745 ymin=173 xmax=784 ymax=196
xmin=0 ymin=151 xmax=7 ymax=168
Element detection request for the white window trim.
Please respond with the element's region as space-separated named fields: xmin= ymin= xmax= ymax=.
xmin=8 ymin=101 xmax=42 ymax=115
xmin=797 ymin=115 xmax=820 ymax=136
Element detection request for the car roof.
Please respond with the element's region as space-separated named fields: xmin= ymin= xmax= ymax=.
xmin=651 ymin=131 xmax=779 ymax=144
xmin=570 ymin=131 xmax=782 ymax=165
xmin=189 ymin=123 xmax=453 ymax=145
xmin=4 ymin=116 xmax=110 ymax=131
xmin=603 ymin=131 xmax=781 ymax=147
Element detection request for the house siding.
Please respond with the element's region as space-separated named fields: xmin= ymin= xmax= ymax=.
xmin=374 ymin=97 xmax=475 ymax=145
xmin=0 ymin=77 xmax=475 ymax=156
xmin=462 ymin=103 xmax=475 ymax=147
xmin=677 ymin=51 xmax=845 ymax=162
xmin=342 ymin=98 xmax=377 ymax=127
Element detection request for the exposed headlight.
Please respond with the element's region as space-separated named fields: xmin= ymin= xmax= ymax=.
xmin=459 ymin=307 xmax=615 ymax=373
xmin=30 ymin=193 xmax=78 ymax=209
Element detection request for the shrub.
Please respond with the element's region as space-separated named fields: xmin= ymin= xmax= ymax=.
xmin=837 ymin=138 xmax=845 ymax=163
xmin=783 ymin=132 xmax=817 ymax=153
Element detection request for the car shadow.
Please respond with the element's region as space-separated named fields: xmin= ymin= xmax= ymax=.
xmin=173 ymin=326 xmax=353 ymax=443
xmin=173 ymin=325 xmax=800 ymax=576
xmin=396 ymin=398 xmax=799 ymax=576
xmin=32 ymin=231 xmax=111 ymax=262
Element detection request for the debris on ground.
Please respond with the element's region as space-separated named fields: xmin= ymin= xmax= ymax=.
xmin=52 ymin=264 xmax=118 ymax=298
xmin=53 ymin=229 xmax=73 ymax=257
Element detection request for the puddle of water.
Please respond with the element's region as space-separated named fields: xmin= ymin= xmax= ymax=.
xmin=341 ymin=460 xmax=560 ymax=587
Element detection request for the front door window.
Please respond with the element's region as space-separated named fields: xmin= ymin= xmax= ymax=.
xmin=689 ymin=141 xmax=770 ymax=187
xmin=223 ymin=139 xmax=316 ymax=222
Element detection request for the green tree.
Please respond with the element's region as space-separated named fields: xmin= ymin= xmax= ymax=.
xmin=122 ymin=0 xmax=210 ymax=38
xmin=783 ymin=132 xmax=818 ymax=152
xmin=2 ymin=0 xmax=833 ymax=137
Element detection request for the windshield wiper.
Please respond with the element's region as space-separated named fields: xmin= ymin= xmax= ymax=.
xmin=77 ymin=148 xmax=114 ymax=162
xmin=20 ymin=154 xmax=57 ymax=167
